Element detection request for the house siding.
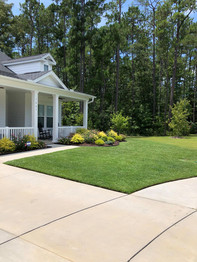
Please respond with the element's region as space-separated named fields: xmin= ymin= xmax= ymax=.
xmin=7 ymin=61 xmax=42 ymax=74
xmin=0 ymin=89 xmax=6 ymax=127
xmin=38 ymin=75 xmax=62 ymax=89
xmin=7 ymin=91 xmax=25 ymax=127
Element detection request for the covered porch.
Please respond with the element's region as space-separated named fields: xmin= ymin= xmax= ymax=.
xmin=0 ymin=75 xmax=94 ymax=142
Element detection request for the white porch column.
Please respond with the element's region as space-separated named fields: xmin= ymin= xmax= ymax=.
xmin=83 ymin=100 xmax=88 ymax=129
xmin=31 ymin=90 xmax=39 ymax=139
xmin=58 ymin=100 xmax=62 ymax=127
xmin=53 ymin=94 xmax=59 ymax=142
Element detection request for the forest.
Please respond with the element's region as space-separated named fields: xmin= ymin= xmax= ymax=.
xmin=1 ymin=0 xmax=197 ymax=135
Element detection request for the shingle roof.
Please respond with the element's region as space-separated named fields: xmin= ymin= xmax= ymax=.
xmin=0 ymin=51 xmax=11 ymax=61
xmin=0 ymin=52 xmax=20 ymax=79
xmin=2 ymin=53 xmax=48 ymax=64
xmin=18 ymin=71 xmax=49 ymax=80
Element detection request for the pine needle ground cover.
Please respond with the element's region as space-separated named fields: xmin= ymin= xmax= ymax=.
xmin=6 ymin=136 xmax=197 ymax=194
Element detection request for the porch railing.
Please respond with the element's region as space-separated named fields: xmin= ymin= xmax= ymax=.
xmin=58 ymin=126 xmax=84 ymax=138
xmin=0 ymin=127 xmax=34 ymax=140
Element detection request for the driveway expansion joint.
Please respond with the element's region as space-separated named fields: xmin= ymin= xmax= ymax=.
xmin=131 ymin=194 xmax=197 ymax=211
xmin=126 ymin=209 xmax=197 ymax=262
xmin=0 ymin=193 xmax=127 ymax=247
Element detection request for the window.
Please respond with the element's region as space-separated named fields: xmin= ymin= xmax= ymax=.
xmin=44 ymin=64 xmax=48 ymax=71
xmin=47 ymin=106 xmax=53 ymax=128
xmin=38 ymin=105 xmax=44 ymax=128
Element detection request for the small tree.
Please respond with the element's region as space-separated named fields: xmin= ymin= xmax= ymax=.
xmin=110 ymin=112 xmax=130 ymax=134
xmin=169 ymin=99 xmax=190 ymax=137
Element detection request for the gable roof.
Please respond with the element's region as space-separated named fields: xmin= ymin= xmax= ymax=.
xmin=2 ymin=53 xmax=56 ymax=66
xmin=0 ymin=51 xmax=20 ymax=79
xmin=18 ymin=70 xmax=67 ymax=90
xmin=0 ymin=51 xmax=11 ymax=61
xmin=34 ymin=71 xmax=68 ymax=90
xmin=18 ymin=71 xmax=49 ymax=81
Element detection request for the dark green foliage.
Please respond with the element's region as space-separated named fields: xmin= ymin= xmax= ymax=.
xmin=58 ymin=137 xmax=71 ymax=145
xmin=169 ymin=99 xmax=190 ymax=137
xmin=110 ymin=112 xmax=130 ymax=134
xmin=62 ymin=102 xmax=82 ymax=126
xmin=189 ymin=122 xmax=197 ymax=134
xmin=3 ymin=0 xmax=197 ymax=135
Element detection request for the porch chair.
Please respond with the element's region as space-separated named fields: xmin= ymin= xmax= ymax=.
xmin=38 ymin=124 xmax=52 ymax=139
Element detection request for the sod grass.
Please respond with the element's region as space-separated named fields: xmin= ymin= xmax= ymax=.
xmin=6 ymin=136 xmax=197 ymax=194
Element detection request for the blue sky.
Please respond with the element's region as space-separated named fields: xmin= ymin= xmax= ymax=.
xmin=7 ymin=0 xmax=197 ymax=21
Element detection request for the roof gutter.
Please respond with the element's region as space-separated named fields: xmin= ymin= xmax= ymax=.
xmin=88 ymin=97 xmax=95 ymax=104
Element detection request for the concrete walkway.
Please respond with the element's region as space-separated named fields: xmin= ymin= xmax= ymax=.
xmin=0 ymin=146 xmax=197 ymax=261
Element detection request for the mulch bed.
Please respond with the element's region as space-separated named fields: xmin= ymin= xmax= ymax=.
xmin=78 ymin=141 xmax=119 ymax=147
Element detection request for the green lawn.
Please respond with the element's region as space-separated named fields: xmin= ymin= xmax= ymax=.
xmin=6 ymin=136 xmax=197 ymax=194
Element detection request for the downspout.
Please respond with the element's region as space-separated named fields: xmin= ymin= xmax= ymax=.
xmin=88 ymin=97 xmax=95 ymax=104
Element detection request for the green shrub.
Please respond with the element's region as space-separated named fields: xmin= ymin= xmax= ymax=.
xmin=107 ymin=136 xmax=115 ymax=143
xmin=75 ymin=113 xmax=83 ymax=126
xmin=71 ymin=133 xmax=84 ymax=144
xmin=37 ymin=141 xmax=47 ymax=149
xmin=107 ymin=130 xmax=118 ymax=138
xmin=119 ymin=134 xmax=127 ymax=141
xmin=25 ymin=135 xmax=39 ymax=149
xmin=115 ymin=135 xmax=123 ymax=141
xmin=95 ymin=139 xmax=105 ymax=146
xmin=110 ymin=112 xmax=130 ymax=134
xmin=0 ymin=137 xmax=16 ymax=153
xmin=76 ymin=128 xmax=87 ymax=135
xmin=13 ymin=135 xmax=39 ymax=151
xmin=83 ymin=131 xmax=98 ymax=144
xmin=169 ymin=99 xmax=190 ymax=137
xmin=58 ymin=137 xmax=71 ymax=145
xmin=105 ymin=140 xmax=114 ymax=145
xmin=98 ymin=131 xmax=107 ymax=141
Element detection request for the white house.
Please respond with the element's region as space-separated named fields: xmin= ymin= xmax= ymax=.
xmin=0 ymin=51 xmax=95 ymax=142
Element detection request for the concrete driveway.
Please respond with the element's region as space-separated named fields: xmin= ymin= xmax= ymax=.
xmin=0 ymin=146 xmax=197 ymax=262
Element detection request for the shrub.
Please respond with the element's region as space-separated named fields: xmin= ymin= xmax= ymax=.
xmin=95 ymin=139 xmax=105 ymax=146
xmin=83 ymin=131 xmax=98 ymax=144
xmin=169 ymin=99 xmax=190 ymax=137
xmin=107 ymin=130 xmax=118 ymax=138
xmin=25 ymin=135 xmax=39 ymax=149
xmin=0 ymin=137 xmax=16 ymax=153
xmin=105 ymin=140 xmax=114 ymax=145
xmin=98 ymin=131 xmax=107 ymax=139
xmin=119 ymin=134 xmax=126 ymax=141
xmin=110 ymin=112 xmax=130 ymax=134
xmin=71 ymin=133 xmax=84 ymax=144
xmin=58 ymin=137 xmax=71 ymax=145
xmin=37 ymin=141 xmax=47 ymax=149
xmin=189 ymin=122 xmax=197 ymax=134
xmin=76 ymin=128 xmax=87 ymax=135
xmin=107 ymin=136 xmax=115 ymax=143
xmin=13 ymin=135 xmax=39 ymax=151
xmin=12 ymin=135 xmax=26 ymax=151
xmin=115 ymin=135 xmax=123 ymax=141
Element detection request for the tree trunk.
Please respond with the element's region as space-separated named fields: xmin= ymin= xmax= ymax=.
xmin=169 ymin=20 xmax=180 ymax=119
xmin=152 ymin=7 xmax=156 ymax=122
xmin=63 ymin=14 xmax=67 ymax=85
xmin=115 ymin=0 xmax=121 ymax=113
xmin=164 ymin=55 xmax=170 ymax=135
xmin=80 ymin=0 xmax=85 ymax=94
xmin=193 ymin=65 xmax=197 ymax=123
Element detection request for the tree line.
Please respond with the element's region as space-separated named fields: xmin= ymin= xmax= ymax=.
xmin=1 ymin=0 xmax=197 ymax=135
